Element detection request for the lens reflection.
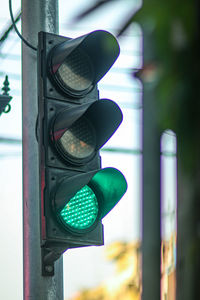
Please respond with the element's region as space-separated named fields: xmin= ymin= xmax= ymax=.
xmin=56 ymin=48 xmax=94 ymax=92
xmin=59 ymin=117 xmax=96 ymax=159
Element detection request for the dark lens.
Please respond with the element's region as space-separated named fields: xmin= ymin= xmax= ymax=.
xmin=59 ymin=117 xmax=96 ymax=160
xmin=56 ymin=48 xmax=94 ymax=92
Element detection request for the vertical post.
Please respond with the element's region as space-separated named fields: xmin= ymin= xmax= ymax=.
xmin=142 ymin=27 xmax=161 ymax=300
xmin=22 ymin=0 xmax=63 ymax=299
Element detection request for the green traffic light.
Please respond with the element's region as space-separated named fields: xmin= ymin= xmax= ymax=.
xmin=59 ymin=185 xmax=99 ymax=231
xmin=54 ymin=167 xmax=127 ymax=234
xmin=38 ymin=30 xmax=125 ymax=270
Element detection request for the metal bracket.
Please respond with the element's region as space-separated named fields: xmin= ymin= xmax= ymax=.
xmin=41 ymin=247 xmax=62 ymax=276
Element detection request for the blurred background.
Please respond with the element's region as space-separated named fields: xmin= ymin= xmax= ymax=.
xmin=2 ymin=0 xmax=199 ymax=299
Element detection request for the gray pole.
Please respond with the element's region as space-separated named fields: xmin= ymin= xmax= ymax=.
xmin=22 ymin=0 xmax=63 ymax=299
xmin=142 ymin=82 xmax=161 ymax=300
xmin=142 ymin=26 xmax=161 ymax=300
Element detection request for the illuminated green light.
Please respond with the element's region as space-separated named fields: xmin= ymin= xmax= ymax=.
xmin=59 ymin=185 xmax=99 ymax=231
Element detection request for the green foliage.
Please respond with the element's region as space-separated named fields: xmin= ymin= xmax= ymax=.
xmin=134 ymin=1 xmax=200 ymax=172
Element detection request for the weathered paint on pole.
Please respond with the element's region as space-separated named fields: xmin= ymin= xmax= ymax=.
xmin=22 ymin=0 xmax=64 ymax=299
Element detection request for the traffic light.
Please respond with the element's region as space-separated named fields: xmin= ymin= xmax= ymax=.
xmin=37 ymin=30 xmax=127 ymax=276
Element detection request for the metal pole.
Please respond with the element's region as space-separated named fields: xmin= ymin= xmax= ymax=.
xmin=22 ymin=0 xmax=63 ymax=299
xmin=142 ymin=84 xmax=161 ymax=300
xmin=142 ymin=26 xmax=161 ymax=300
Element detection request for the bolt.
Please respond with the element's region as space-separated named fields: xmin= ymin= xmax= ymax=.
xmin=45 ymin=265 xmax=53 ymax=273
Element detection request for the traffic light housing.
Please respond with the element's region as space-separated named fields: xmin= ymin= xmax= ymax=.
xmin=37 ymin=30 xmax=127 ymax=276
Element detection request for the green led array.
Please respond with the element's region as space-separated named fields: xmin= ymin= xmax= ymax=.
xmin=59 ymin=185 xmax=99 ymax=231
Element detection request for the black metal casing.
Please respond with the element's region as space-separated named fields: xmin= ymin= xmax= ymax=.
xmin=38 ymin=32 xmax=104 ymax=274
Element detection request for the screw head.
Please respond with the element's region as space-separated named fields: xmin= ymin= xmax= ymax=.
xmin=45 ymin=265 xmax=53 ymax=273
